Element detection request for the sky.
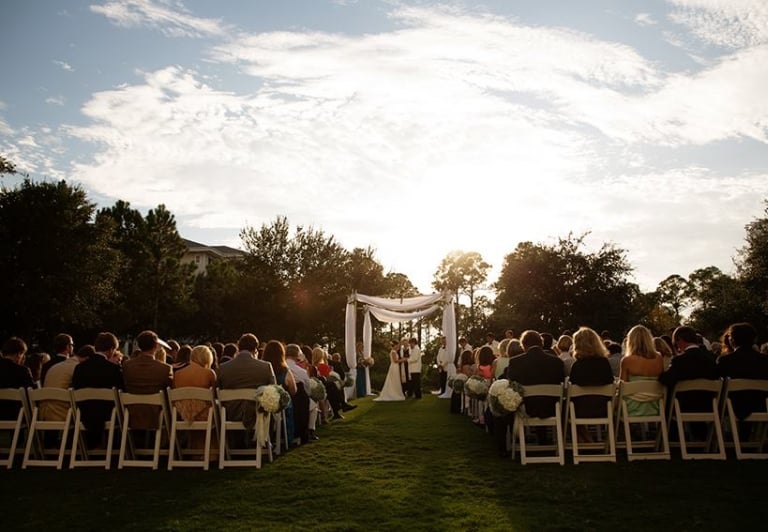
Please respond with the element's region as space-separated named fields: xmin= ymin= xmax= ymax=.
xmin=2 ymin=0 xmax=767 ymax=295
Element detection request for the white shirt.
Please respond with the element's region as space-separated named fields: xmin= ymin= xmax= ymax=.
xmin=286 ymin=357 xmax=310 ymax=395
xmin=436 ymin=346 xmax=450 ymax=368
xmin=408 ymin=345 xmax=422 ymax=374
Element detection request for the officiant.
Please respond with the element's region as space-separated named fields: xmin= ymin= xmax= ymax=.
xmin=399 ymin=337 xmax=410 ymax=396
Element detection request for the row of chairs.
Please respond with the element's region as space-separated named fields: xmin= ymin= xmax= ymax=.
xmin=494 ymin=377 xmax=768 ymax=465
xmin=0 ymin=386 xmax=289 ymax=470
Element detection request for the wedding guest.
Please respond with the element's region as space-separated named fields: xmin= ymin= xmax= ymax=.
xmin=436 ymin=336 xmax=450 ymax=394
xmin=174 ymin=345 xmax=191 ymax=371
xmin=355 ymin=341 xmax=368 ymax=398
xmin=475 ymin=346 xmax=494 ymax=379
xmin=0 ymin=337 xmax=34 ymax=420
xmin=263 ymin=341 xmax=298 ymax=445
xmin=485 ymin=333 xmax=500 ymax=355
xmin=716 ymin=323 xmax=768 ymax=420
xmin=555 ymin=335 xmax=575 ymax=376
xmin=606 ymin=342 xmax=623 ymax=378
xmin=217 ymin=333 xmax=276 ymax=440
xmin=41 ymin=345 xmax=86 ymax=421
xmin=620 ymin=325 xmax=664 ymax=417
xmin=286 ymin=343 xmax=313 ymax=444
xmin=459 ymin=350 xmax=474 ymax=376
xmin=219 ymin=343 xmax=238 ymax=365
xmin=504 ymin=329 xmax=516 ymax=340
xmin=122 ymin=330 xmax=174 ymax=431
xmin=25 ymin=351 xmax=50 ymax=388
xmin=40 ymin=333 xmax=73 ymax=384
xmin=71 ymin=332 xmax=123 ymax=448
xmin=654 ymin=337 xmax=674 ymax=370
xmin=492 ymin=342 xmax=511 ymax=379
xmin=569 ymin=327 xmax=615 ymax=442
xmin=172 ymin=345 xmax=218 ymax=455
xmin=457 ymin=337 xmax=472 ymax=364
xmin=211 ymin=342 xmax=224 ymax=366
xmin=165 ymin=340 xmax=180 ymax=364
xmin=541 ymin=333 xmax=556 ymax=355
xmin=507 ymin=339 xmax=524 ymax=358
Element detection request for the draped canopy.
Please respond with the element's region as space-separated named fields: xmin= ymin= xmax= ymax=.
xmin=345 ymin=292 xmax=456 ymax=396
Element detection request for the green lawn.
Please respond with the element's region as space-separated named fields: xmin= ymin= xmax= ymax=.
xmin=1 ymin=395 xmax=767 ymax=531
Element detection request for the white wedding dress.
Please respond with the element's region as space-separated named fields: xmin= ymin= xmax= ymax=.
xmin=374 ymin=350 xmax=405 ymax=402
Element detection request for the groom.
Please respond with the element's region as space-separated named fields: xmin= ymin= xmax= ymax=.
xmin=407 ymin=337 xmax=422 ymax=399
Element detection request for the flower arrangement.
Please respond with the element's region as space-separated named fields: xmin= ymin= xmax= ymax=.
xmin=487 ymin=379 xmax=524 ymax=416
xmin=465 ymin=376 xmax=491 ymax=400
xmin=309 ymin=377 xmax=327 ymax=401
xmin=450 ymin=373 xmax=469 ymax=393
xmin=327 ymin=372 xmax=344 ymax=391
xmin=357 ymin=356 xmax=375 ymax=368
xmin=255 ymin=384 xmax=291 ymax=414
xmin=344 ymin=375 xmax=354 ymax=388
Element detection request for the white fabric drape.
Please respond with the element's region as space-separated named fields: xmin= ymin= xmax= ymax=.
xmin=442 ymin=294 xmax=456 ymax=361
xmin=367 ymin=304 xmax=441 ymax=324
xmin=345 ymin=301 xmax=356 ymax=370
xmin=363 ymin=311 xmax=373 ymax=396
xmin=355 ymin=293 xmax=444 ymax=311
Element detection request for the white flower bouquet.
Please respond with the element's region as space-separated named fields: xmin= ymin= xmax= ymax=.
xmin=359 ymin=357 xmax=375 ymax=368
xmin=450 ymin=373 xmax=469 ymax=393
xmin=255 ymin=384 xmax=291 ymax=413
xmin=465 ymin=376 xmax=491 ymax=400
xmin=327 ymin=371 xmax=344 ymax=391
xmin=344 ymin=375 xmax=354 ymax=388
xmin=309 ymin=377 xmax=327 ymax=401
xmin=487 ymin=379 xmax=524 ymax=416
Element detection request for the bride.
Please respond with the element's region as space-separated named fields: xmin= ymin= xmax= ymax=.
xmin=374 ymin=340 xmax=406 ymax=402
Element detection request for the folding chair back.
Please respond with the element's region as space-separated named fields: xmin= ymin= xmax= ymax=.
xmin=722 ymin=378 xmax=768 ymax=460
xmin=512 ymin=383 xmax=565 ymax=465
xmin=22 ymin=387 xmax=73 ymax=469
xmin=616 ymin=380 xmax=670 ymax=461
xmin=69 ymin=388 xmax=119 ymax=469
xmin=118 ymin=391 xmax=169 ymax=469
xmin=167 ymin=387 xmax=216 ymax=470
xmin=0 ymin=388 xmax=29 ymax=468
xmin=565 ymin=382 xmax=617 ymax=464
xmin=217 ymin=388 xmax=272 ymax=469
xmin=669 ymin=378 xmax=725 ymax=460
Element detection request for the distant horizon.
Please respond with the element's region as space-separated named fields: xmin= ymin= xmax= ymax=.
xmin=3 ymin=0 xmax=767 ymax=295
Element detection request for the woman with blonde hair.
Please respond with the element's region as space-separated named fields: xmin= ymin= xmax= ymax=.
xmin=172 ymin=345 xmax=218 ymax=457
xmin=555 ymin=334 xmax=575 ymax=376
xmin=620 ymin=326 xmax=664 ymax=417
xmin=569 ymin=327 xmax=615 ymax=441
xmin=654 ymin=337 xmax=674 ymax=370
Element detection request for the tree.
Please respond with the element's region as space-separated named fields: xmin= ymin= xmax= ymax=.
xmin=656 ymin=274 xmax=690 ymax=325
xmin=492 ymin=233 xmax=637 ymax=336
xmin=736 ymin=201 xmax=768 ymax=321
xmin=98 ymin=202 xmax=193 ymax=335
xmin=0 ymin=179 xmax=117 ymax=342
xmin=433 ymin=250 xmax=491 ymax=339
xmin=688 ymin=266 xmax=758 ymax=339
xmin=0 ymin=155 xmax=16 ymax=175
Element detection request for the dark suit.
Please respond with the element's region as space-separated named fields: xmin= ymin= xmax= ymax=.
xmin=71 ymin=353 xmax=123 ymax=447
xmin=659 ymin=346 xmax=718 ymax=412
xmin=217 ymin=351 xmax=276 ymax=431
xmin=505 ymin=346 xmax=565 ymax=418
xmin=0 ymin=357 xmax=35 ymax=420
xmin=122 ymin=355 xmax=173 ymax=430
xmin=717 ymin=347 xmax=768 ymax=420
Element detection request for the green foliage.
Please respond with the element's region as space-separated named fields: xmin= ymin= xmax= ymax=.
xmin=0 ymin=154 xmax=16 ymax=175
xmin=433 ymin=250 xmax=491 ymax=338
xmin=492 ymin=233 xmax=638 ymax=336
xmin=688 ymin=267 xmax=759 ymax=339
xmin=0 ymin=179 xmax=117 ymax=341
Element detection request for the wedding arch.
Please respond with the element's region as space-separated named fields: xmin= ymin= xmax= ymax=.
xmin=344 ymin=292 xmax=456 ymax=395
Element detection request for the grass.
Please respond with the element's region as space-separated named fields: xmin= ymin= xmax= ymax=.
xmin=1 ymin=394 xmax=768 ymax=531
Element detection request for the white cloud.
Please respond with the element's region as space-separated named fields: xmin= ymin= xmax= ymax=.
xmin=635 ymin=13 xmax=658 ymax=26
xmin=90 ymin=0 xmax=227 ymax=38
xmin=66 ymin=5 xmax=768 ymax=291
xmin=668 ymin=0 xmax=768 ymax=48
xmin=53 ymin=60 xmax=74 ymax=71
xmin=45 ymin=96 xmax=66 ymax=106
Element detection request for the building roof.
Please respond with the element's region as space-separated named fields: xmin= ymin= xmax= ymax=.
xmin=183 ymin=238 xmax=246 ymax=258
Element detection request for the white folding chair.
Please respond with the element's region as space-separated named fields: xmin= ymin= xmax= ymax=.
xmin=668 ymin=379 xmax=726 ymax=460
xmin=22 ymin=387 xmax=73 ymax=469
xmin=616 ymin=380 xmax=670 ymax=461
xmin=117 ymin=391 xmax=170 ymax=469
xmin=721 ymin=378 xmax=768 ymax=460
xmin=565 ymin=382 xmax=617 ymax=464
xmin=0 ymin=388 xmax=30 ymax=468
xmin=272 ymin=410 xmax=289 ymax=456
xmin=69 ymin=388 xmax=119 ymax=469
xmin=217 ymin=388 xmax=272 ymax=469
xmin=167 ymin=387 xmax=216 ymax=470
xmin=511 ymin=384 xmax=565 ymax=465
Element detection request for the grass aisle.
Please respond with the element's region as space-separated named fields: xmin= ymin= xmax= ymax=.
xmin=2 ymin=395 xmax=768 ymax=531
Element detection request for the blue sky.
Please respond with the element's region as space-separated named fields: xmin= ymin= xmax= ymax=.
xmin=2 ymin=0 xmax=767 ymax=294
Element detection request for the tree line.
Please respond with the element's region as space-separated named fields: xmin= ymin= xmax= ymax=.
xmin=2 ymin=159 xmax=767 ymax=352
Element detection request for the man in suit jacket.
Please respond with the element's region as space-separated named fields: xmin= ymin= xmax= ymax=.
xmin=71 ymin=332 xmax=123 ymax=448
xmin=717 ymin=322 xmax=768 ymax=420
xmin=122 ymin=330 xmax=173 ymax=430
xmin=40 ymin=333 xmax=73 ymax=385
xmin=0 ymin=337 xmax=34 ymax=420
xmin=407 ymin=338 xmax=423 ymax=399
xmin=659 ymin=326 xmax=718 ymax=413
xmin=217 ymin=333 xmax=276 ymax=434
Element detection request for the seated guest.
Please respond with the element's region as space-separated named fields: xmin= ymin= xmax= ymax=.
xmin=492 ymin=342 xmax=512 ymax=379
xmin=620 ymin=325 xmax=664 ymax=416
xmin=25 ymin=351 xmax=50 ymax=388
xmin=40 ymin=333 xmax=74 ymax=384
xmin=285 ymin=343 xmax=313 ymax=444
xmin=122 ymin=330 xmax=174 ymax=430
xmin=555 ymin=335 xmax=575 ymax=376
xmin=211 ymin=342 xmax=224 ymax=369
xmin=173 ymin=344 xmax=191 ymax=372
xmin=71 ymin=333 xmax=123 ymax=448
xmin=569 ymin=327 xmax=615 ymax=418
xmin=606 ymin=342 xmax=623 ymax=378
xmin=717 ymin=322 xmax=768 ymax=420
xmin=0 ymin=337 xmax=34 ymax=420
xmin=217 ymin=333 xmax=276 ymax=438
xmin=41 ymin=345 xmax=87 ymax=421
xmin=540 ymin=333 xmax=556 ymax=356
xmin=654 ymin=337 xmax=674 ymax=371
xmin=262 ymin=341 xmax=298 ymax=444
xmin=165 ymin=340 xmax=180 ymax=364
xmin=659 ymin=326 xmax=718 ymax=413
xmin=172 ymin=345 xmax=217 ymax=455
xmin=219 ymin=342 xmax=238 ymax=365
